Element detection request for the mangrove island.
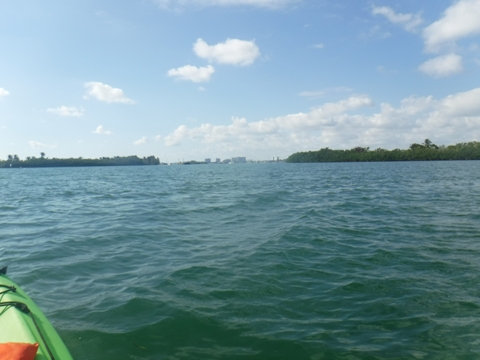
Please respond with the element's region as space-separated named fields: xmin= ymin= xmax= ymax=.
xmin=0 ymin=153 xmax=160 ymax=168
xmin=286 ymin=140 xmax=480 ymax=163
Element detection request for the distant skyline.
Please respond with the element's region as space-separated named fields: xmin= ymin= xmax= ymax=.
xmin=1 ymin=0 xmax=480 ymax=161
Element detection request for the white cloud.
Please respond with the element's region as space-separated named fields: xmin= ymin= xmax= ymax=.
xmin=439 ymin=87 xmax=480 ymax=117
xmin=155 ymin=135 xmax=162 ymax=141
xmin=167 ymin=65 xmax=215 ymax=82
xmin=134 ymin=136 xmax=148 ymax=145
xmin=84 ymin=82 xmax=135 ymax=104
xmin=0 ymin=88 xmax=10 ymax=97
xmin=418 ymin=53 xmax=463 ymax=77
xmin=372 ymin=5 xmax=423 ymax=33
xmin=377 ymin=65 xmax=398 ymax=75
xmin=164 ymin=95 xmax=374 ymax=146
xmin=193 ymin=38 xmax=260 ymax=66
xmin=299 ymin=87 xmax=353 ymax=99
xmin=299 ymin=91 xmax=327 ymax=98
xmin=423 ymin=0 xmax=480 ymax=53
xmin=28 ymin=140 xmax=52 ymax=149
xmin=153 ymin=0 xmax=297 ymax=9
xmin=47 ymin=106 xmax=84 ymax=117
xmin=312 ymin=43 xmax=324 ymax=49
xmin=360 ymin=25 xmax=391 ymax=40
xmin=93 ymin=125 xmax=112 ymax=135
xmin=162 ymin=88 xmax=480 ymax=154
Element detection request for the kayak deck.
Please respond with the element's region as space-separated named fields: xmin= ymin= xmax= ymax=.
xmin=0 ymin=268 xmax=73 ymax=359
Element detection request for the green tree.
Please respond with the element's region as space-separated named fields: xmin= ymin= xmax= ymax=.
xmin=409 ymin=143 xmax=424 ymax=150
xmin=423 ymin=139 xmax=438 ymax=149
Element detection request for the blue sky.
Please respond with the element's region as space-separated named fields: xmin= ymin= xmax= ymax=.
xmin=1 ymin=0 xmax=479 ymax=161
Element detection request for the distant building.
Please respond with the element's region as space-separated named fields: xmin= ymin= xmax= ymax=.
xmin=215 ymin=158 xmax=221 ymax=164
xmin=231 ymin=157 xmax=246 ymax=163
xmin=205 ymin=158 xmax=211 ymax=164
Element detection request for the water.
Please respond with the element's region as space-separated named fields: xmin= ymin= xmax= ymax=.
xmin=1 ymin=161 xmax=480 ymax=359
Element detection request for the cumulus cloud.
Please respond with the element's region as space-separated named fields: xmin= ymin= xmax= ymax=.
xmin=93 ymin=125 xmax=112 ymax=135
xmin=164 ymin=95 xmax=374 ymax=146
xmin=84 ymin=82 xmax=135 ymax=104
xmin=47 ymin=106 xmax=84 ymax=117
xmin=167 ymin=65 xmax=215 ymax=82
xmin=423 ymin=0 xmax=480 ymax=53
xmin=153 ymin=0 xmax=296 ymax=9
xmin=0 ymin=88 xmax=10 ymax=97
xmin=312 ymin=43 xmax=325 ymax=49
xmin=162 ymin=88 xmax=480 ymax=154
xmin=133 ymin=136 xmax=148 ymax=145
xmin=439 ymin=87 xmax=480 ymax=117
xmin=193 ymin=38 xmax=260 ymax=66
xmin=372 ymin=5 xmax=423 ymax=32
xmin=418 ymin=53 xmax=463 ymax=77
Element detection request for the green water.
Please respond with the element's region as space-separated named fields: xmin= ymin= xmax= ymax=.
xmin=1 ymin=162 xmax=480 ymax=359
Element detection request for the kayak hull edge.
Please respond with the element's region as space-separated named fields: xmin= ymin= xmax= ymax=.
xmin=0 ymin=271 xmax=73 ymax=360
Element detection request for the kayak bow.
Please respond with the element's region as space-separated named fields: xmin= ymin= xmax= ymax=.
xmin=0 ymin=267 xmax=73 ymax=360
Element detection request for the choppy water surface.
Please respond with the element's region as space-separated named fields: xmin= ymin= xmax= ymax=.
xmin=1 ymin=162 xmax=480 ymax=359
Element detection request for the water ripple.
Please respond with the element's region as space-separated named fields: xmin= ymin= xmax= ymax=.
xmin=1 ymin=162 xmax=480 ymax=359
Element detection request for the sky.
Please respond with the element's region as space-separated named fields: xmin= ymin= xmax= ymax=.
xmin=1 ymin=0 xmax=480 ymax=162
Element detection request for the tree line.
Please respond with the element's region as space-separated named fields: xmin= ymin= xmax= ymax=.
xmin=0 ymin=154 xmax=160 ymax=168
xmin=286 ymin=140 xmax=480 ymax=163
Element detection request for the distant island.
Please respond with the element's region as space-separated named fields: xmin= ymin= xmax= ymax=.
xmin=0 ymin=153 xmax=160 ymax=168
xmin=286 ymin=140 xmax=480 ymax=163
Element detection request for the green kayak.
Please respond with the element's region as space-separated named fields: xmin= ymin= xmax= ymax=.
xmin=0 ymin=267 xmax=73 ymax=360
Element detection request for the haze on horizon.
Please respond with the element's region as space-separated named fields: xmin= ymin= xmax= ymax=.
xmin=1 ymin=0 xmax=480 ymax=161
